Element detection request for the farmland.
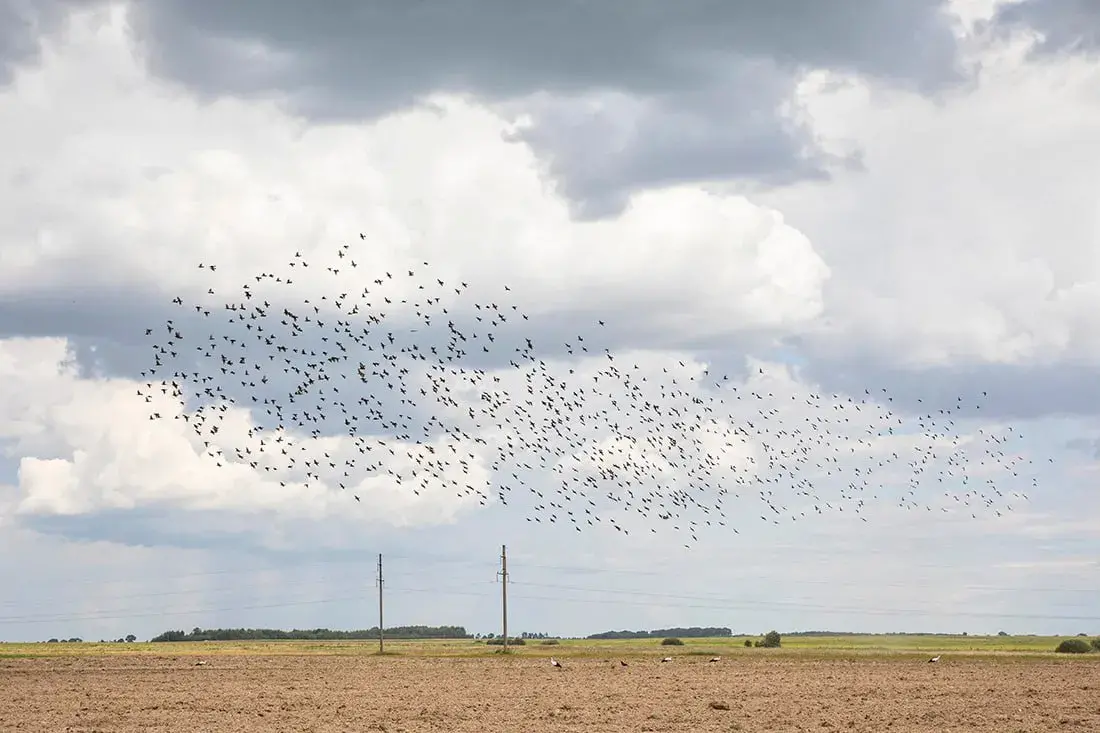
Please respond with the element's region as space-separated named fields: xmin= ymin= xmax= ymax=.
xmin=2 ymin=635 xmax=1098 ymax=731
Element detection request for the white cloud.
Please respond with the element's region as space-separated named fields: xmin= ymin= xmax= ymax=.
xmin=752 ymin=26 xmax=1100 ymax=368
xmin=1 ymin=1 xmax=1099 ymax=643
xmin=0 ymin=337 xmax=487 ymax=526
xmin=0 ymin=4 xmax=829 ymax=346
xmin=0 ymin=4 xmax=834 ymax=540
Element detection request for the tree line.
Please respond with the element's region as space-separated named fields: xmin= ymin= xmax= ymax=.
xmin=150 ymin=625 xmax=470 ymax=642
xmin=586 ymin=626 xmax=732 ymax=639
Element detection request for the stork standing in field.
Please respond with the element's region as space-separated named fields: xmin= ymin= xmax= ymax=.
xmin=928 ymin=655 xmax=941 ymax=663
xmin=551 ymin=657 xmax=563 ymax=669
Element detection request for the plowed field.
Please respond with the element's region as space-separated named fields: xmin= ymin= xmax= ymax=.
xmin=2 ymin=653 xmax=1097 ymax=732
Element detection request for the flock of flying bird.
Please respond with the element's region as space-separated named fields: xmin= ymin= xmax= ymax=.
xmin=137 ymin=239 xmax=1045 ymax=544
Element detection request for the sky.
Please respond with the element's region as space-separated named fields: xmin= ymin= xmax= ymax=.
xmin=1 ymin=0 xmax=1099 ymax=643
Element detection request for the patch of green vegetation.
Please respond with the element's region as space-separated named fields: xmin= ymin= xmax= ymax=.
xmin=1055 ymin=638 xmax=1094 ymax=654
xmin=3 ymin=634 xmax=1097 ymax=660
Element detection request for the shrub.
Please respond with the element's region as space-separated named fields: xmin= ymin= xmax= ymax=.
xmin=762 ymin=631 xmax=781 ymax=648
xmin=539 ymin=639 xmax=560 ymax=646
xmin=661 ymin=637 xmax=684 ymax=646
xmin=1055 ymin=638 xmax=1092 ymax=654
xmin=1092 ymin=638 xmax=1100 ymax=652
xmin=485 ymin=637 xmax=525 ymax=646
xmin=743 ymin=639 xmax=752 ymax=647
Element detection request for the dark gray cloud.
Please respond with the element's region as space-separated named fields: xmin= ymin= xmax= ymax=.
xmin=15 ymin=502 xmax=502 ymax=558
xmin=799 ymin=357 xmax=1100 ymax=423
xmin=1065 ymin=436 xmax=1100 ymax=458
xmin=127 ymin=0 xmax=962 ymax=104
xmin=0 ymin=0 xmax=86 ymax=84
xmin=988 ymin=0 xmax=1100 ymax=55
xmin=508 ymin=70 xmax=844 ymax=220
xmin=123 ymin=0 xmax=962 ymax=217
xmin=0 ymin=268 xmax=776 ymax=442
xmin=0 ymin=285 xmax=167 ymax=346
xmin=20 ymin=505 xmax=272 ymax=552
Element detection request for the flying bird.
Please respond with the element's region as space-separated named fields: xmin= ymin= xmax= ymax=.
xmin=136 ymin=241 xmax=1048 ymax=544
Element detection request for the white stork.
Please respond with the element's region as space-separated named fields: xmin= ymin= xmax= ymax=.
xmin=928 ymin=655 xmax=941 ymax=663
xmin=550 ymin=657 xmax=563 ymax=669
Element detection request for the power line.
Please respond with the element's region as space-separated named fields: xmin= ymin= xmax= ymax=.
xmin=0 ymin=594 xmax=376 ymax=626
xmin=510 ymin=580 xmax=1100 ymax=610
xmin=504 ymin=582 xmax=1100 ymax=622
xmin=3 ymin=547 xmax=1097 ymax=634
xmin=2 ymin=578 xmax=1097 ymax=628
xmin=6 ymin=535 xmax=1091 ymax=605
xmin=0 ymin=582 xmax=496 ymax=625
xmin=0 ymin=550 xmax=501 ymax=596
xmin=0 ymin=566 xmax=485 ymax=610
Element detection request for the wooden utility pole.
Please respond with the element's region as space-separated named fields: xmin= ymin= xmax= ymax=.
xmin=499 ymin=545 xmax=509 ymax=651
xmin=376 ymin=553 xmax=384 ymax=654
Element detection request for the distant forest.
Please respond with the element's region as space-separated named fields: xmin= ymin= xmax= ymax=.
xmin=782 ymin=631 xmax=982 ymax=637
xmin=586 ymin=627 xmax=732 ymax=639
xmin=584 ymin=629 xmax=977 ymax=639
xmin=150 ymin=625 xmax=470 ymax=642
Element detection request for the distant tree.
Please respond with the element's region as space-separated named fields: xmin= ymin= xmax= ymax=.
xmin=150 ymin=626 xmax=471 ymax=642
xmin=125 ymin=634 xmax=137 ymax=643
xmin=997 ymin=631 xmax=1008 ymax=636
xmin=1055 ymin=638 xmax=1092 ymax=654
xmin=743 ymin=639 xmax=752 ymax=647
xmin=47 ymin=638 xmax=58 ymax=643
xmin=587 ymin=626 xmax=731 ymax=640
xmin=762 ymin=631 xmax=781 ymax=648
xmin=485 ymin=637 xmax=525 ymax=646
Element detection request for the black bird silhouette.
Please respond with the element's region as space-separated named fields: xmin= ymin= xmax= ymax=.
xmin=135 ymin=242 xmax=1049 ymax=542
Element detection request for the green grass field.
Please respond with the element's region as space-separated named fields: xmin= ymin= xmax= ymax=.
xmin=2 ymin=633 xmax=1094 ymax=660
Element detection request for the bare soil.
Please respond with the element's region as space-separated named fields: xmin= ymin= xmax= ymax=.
xmin=1 ymin=654 xmax=1098 ymax=732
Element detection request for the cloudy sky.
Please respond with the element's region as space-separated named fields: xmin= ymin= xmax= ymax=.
xmin=2 ymin=0 xmax=1099 ymax=643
